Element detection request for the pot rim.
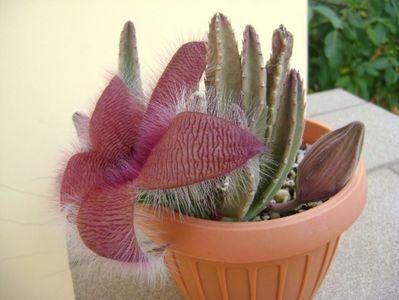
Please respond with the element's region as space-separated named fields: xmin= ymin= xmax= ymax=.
xmin=151 ymin=162 xmax=365 ymax=229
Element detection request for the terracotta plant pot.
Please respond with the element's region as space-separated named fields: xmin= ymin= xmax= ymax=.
xmin=139 ymin=119 xmax=368 ymax=300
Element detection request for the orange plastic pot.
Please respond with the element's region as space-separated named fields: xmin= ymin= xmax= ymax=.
xmin=139 ymin=119 xmax=368 ymax=300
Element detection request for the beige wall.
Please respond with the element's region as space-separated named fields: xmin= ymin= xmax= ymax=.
xmin=0 ymin=1 xmax=306 ymax=299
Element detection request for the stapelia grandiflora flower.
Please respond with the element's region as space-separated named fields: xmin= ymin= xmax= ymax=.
xmin=60 ymin=34 xmax=264 ymax=264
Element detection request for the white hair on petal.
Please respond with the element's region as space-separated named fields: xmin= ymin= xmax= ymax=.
xmin=140 ymin=33 xmax=206 ymax=96
xmin=137 ymin=177 xmax=219 ymax=219
xmin=212 ymin=156 xmax=266 ymax=213
xmin=137 ymin=152 xmax=271 ymax=220
xmin=55 ymin=151 xmax=168 ymax=284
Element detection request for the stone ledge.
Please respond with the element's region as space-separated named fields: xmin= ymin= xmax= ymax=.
xmin=307 ymin=88 xmax=368 ymax=116
xmin=307 ymin=89 xmax=399 ymax=170
xmin=315 ymin=168 xmax=399 ymax=300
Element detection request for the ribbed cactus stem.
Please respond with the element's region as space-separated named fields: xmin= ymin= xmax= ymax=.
xmin=204 ymin=14 xmax=258 ymax=219
xmin=244 ymin=69 xmax=305 ymax=220
xmin=217 ymin=165 xmax=259 ymax=218
xmin=241 ymin=25 xmax=267 ymax=138
xmin=215 ymin=25 xmax=267 ymax=219
xmin=264 ymin=25 xmax=293 ymax=142
xmin=205 ymin=13 xmax=242 ymax=107
xmin=216 ymin=104 xmax=259 ymax=219
xmin=118 ymin=21 xmax=143 ymax=99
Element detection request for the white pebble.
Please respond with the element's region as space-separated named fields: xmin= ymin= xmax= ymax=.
xmin=270 ymin=212 xmax=281 ymax=219
xmin=274 ymin=189 xmax=290 ymax=203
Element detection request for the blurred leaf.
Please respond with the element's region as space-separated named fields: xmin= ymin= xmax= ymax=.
xmin=372 ymin=57 xmax=389 ymax=70
xmin=388 ymin=56 xmax=399 ymax=68
xmin=309 ymin=0 xmax=399 ymax=114
xmin=359 ymin=11 xmax=367 ymax=19
xmin=342 ymin=23 xmax=357 ymax=41
xmin=363 ymin=63 xmax=380 ymax=76
xmin=367 ymin=23 xmax=387 ymax=45
xmin=313 ymin=5 xmax=343 ymax=29
xmin=324 ymin=30 xmax=343 ymax=67
xmin=340 ymin=67 xmax=351 ymax=75
xmin=336 ymin=76 xmax=352 ymax=90
xmin=381 ymin=20 xmax=397 ymax=33
xmin=370 ymin=1 xmax=385 ymax=15
xmin=353 ymin=77 xmax=370 ymax=100
xmin=386 ymin=0 xmax=399 ymax=20
xmin=385 ymin=67 xmax=398 ymax=85
xmin=308 ymin=6 xmax=314 ymax=23
xmin=388 ymin=97 xmax=399 ymax=115
xmin=348 ymin=11 xmax=363 ymax=28
xmin=384 ymin=2 xmax=393 ymax=16
xmin=368 ymin=17 xmax=397 ymax=33
xmin=310 ymin=22 xmax=335 ymax=40
xmin=310 ymin=57 xmax=331 ymax=89
xmin=356 ymin=30 xmax=374 ymax=56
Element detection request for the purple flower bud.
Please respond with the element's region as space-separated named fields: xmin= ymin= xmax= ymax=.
xmin=296 ymin=121 xmax=365 ymax=203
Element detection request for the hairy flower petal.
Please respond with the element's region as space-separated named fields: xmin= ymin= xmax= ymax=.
xmin=61 ymin=152 xmax=110 ymax=206
xmin=150 ymin=41 xmax=207 ymax=106
xmin=137 ymin=112 xmax=265 ymax=189
xmin=135 ymin=42 xmax=207 ymax=165
xmin=90 ymin=76 xmax=144 ymax=159
xmin=77 ymin=184 xmax=146 ymax=263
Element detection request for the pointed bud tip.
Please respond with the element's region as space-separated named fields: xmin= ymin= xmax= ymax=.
xmin=348 ymin=121 xmax=365 ymax=134
xmin=123 ymin=20 xmax=134 ymax=29
xmin=212 ymin=12 xmax=230 ymax=24
xmin=72 ymin=112 xmax=89 ymax=123
xmin=288 ymin=69 xmax=299 ymax=81
xmin=278 ymin=24 xmax=288 ymax=36
xmin=271 ymin=26 xmax=293 ymax=56
xmin=72 ymin=112 xmax=81 ymax=121
xmin=244 ymin=24 xmax=256 ymax=33
xmin=346 ymin=121 xmax=365 ymax=148
xmin=243 ymin=25 xmax=258 ymax=41
xmin=121 ymin=21 xmax=136 ymax=37
xmin=338 ymin=121 xmax=365 ymax=146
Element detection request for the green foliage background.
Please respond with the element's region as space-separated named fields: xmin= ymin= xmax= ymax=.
xmin=309 ymin=0 xmax=399 ymax=114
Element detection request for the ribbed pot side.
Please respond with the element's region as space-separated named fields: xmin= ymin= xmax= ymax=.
xmin=165 ymin=237 xmax=341 ymax=300
xmin=140 ymin=119 xmax=368 ymax=300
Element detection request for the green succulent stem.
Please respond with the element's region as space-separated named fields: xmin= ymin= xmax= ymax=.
xmin=264 ymin=25 xmax=293 ymax=142
xmin=217 ymin=163 xmax=259 ymax=219
xmin=204 ymin=16 xmax=305 ymax=221
xmin=118 ymin=21 xmax=143 ymax=99
xmin=244 ymin=70 xmax=305 ymax=220
xmin=241 ymin=25 xmax=266 ymax=135
xmin=215 ymin=25 xmax=267 ymax=219
xmin=205 ymin=13 xmax=242 ymax=107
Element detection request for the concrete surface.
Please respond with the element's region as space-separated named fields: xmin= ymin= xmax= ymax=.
xmin=308 ymin=89 xmax=399 ymax=300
